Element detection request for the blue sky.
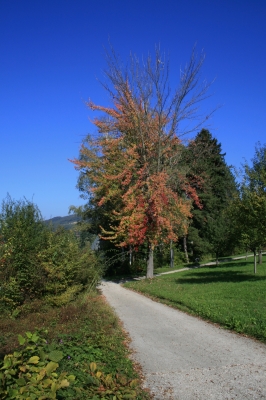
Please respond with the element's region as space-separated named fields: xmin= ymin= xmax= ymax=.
xmin=0 ymin=0 xmax=265 ymax=218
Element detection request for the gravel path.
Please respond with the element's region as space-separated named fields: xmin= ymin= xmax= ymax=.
xmin=99 ymin=280 xmax=266 ymax=400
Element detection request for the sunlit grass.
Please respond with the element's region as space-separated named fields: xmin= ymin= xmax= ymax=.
xmin=124 ymin=257 xmax=266 ymax=342
xmin=153 ymin=252 xmax=257 ymax=275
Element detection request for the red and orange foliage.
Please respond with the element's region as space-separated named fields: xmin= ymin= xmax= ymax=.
xmin=71 ymin=84 xmax=201 ymax=250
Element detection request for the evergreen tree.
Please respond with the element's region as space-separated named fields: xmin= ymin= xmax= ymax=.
xmin=185 ymin=129 xmax=237 ymax=260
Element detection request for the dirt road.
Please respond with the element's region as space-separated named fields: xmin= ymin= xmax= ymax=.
xmin=100 ymin=280 xmax=266 ymax=399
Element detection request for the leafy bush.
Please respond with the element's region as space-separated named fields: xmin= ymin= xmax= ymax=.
xmin=0 ymin=331 xmax=75 ymax=399
xmin=0 ymin=329 xmax=147 ymax=400
xmin=45 ymin=285 xmax=83 ymax=307
xmin=38 ymin=228 xmax=102 ymax=300
xmin=61 ymin=361 xmax=139 ymax=399
xmin=0 ymin=196 xmax=48 ymax=308
xmin=0 ymin=195 xmax=102 ymax=313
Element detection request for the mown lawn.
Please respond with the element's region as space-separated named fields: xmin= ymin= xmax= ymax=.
xmin=124 ymin=257 xmax=266 ymax=342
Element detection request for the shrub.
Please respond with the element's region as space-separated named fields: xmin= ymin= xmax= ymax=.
xmin=0 ymin=196 xmax=49 ymax=308
xmin=0 ymin=331 xmax=75 ymax=399
xmin=38 ymin=228 xmax=102 ymax=298
xmin=0 ymin=196 xmax=103 ymax=313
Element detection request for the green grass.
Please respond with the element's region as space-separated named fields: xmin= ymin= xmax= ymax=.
xmin=0 ymin=293 xmax=150 ymax=399
xmin=153 ymin=266 xmax=184 ymax=274
xmin=124 ymin=257 xmax=266 ymax=342
xmin=153 ymin=253 xmax=257 ymax=275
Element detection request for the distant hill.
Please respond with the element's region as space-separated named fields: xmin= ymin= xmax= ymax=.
xmin=44 ymin=214 xmax=81 ymax=230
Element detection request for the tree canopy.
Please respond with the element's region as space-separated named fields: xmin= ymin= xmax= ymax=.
xmin=71 ymin=47 xmax=213 ymax=277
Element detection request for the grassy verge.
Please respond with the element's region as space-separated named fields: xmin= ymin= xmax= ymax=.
xmin=124 ymin=257 xmax=266 ymax=343
xmin=0 ymin=293 xmax=150 ymax=399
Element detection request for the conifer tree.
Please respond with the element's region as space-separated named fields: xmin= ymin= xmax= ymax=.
xmin=186 ymin=129 xmax=237 ymax=260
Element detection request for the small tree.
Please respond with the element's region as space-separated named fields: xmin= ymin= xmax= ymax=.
xmin=229 ymin=144 xmax=266 ymax=273
xmin=72 ymin=46 xmax=213 ymax=278
xmin=0 ymin=195 xmax=48 ymax=306
xmin=244 ymin=142 xmax=266 ymax=193
xmin=230 ymin=188 xmax=266 ymax=273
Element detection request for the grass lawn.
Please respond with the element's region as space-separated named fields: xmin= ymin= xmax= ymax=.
xmin=124 ymin=257 xmax=266 ymax=342
xmin=0 ymin=293 xmax=150 ymax=399
xmin=153 ymin=254 xmax=256 ymax=275
xmin=154 ymin=265 xmax=186 ymax=274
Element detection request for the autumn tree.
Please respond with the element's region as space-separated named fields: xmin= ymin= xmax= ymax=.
xmin=71 ymin=46 xmax=213 ymax=278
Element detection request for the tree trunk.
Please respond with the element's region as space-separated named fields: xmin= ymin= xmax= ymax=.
xmin=129 ymin=246 xmax=132 ymax=265
xmin=122 ymin=247 xmax=126 ymax=262
xmin=170 ymin=240 xmax=174 ymax=268
xmin=254 ymin=250 xmax=257 ymax=274
xmin=183 ymin=236 xmax=189 ymax=263
xmin=258 ymin=249 xmax=262 ymax=264
xmin=146 ymin=244 xmax=154 ymax=278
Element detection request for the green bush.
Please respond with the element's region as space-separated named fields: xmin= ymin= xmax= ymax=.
xmin=0 ymin=196 xmax=48 ymax=308
xmin=38 ymin=228 xmax=102 ymax=298
xmin=0 ymin=331 xmax=75 ymax=399
xmin=0 ymin=330 xmax=144 ymax=400
xmin=0 ymin=196 xmax=102 ymax=312
xmin=45 ymin=285 xmax=83 ymax=307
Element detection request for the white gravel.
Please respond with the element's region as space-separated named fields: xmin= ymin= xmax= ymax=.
xmin=99 ymin=280 xmax=266 ymax=400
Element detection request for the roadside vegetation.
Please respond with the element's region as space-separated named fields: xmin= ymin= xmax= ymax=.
xmin=0 ymin=195 xmax=102 ymax=315
xmin=0 ymin=196 xmax=149 ymax=399
xmin=0 ymin=292 xmax=150 ymax=399
xmin=124 ymin=257 xmax=266 ymax=343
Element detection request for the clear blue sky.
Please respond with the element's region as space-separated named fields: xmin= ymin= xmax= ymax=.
xmin=1 ymin=0 xmax=265 ymax=218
